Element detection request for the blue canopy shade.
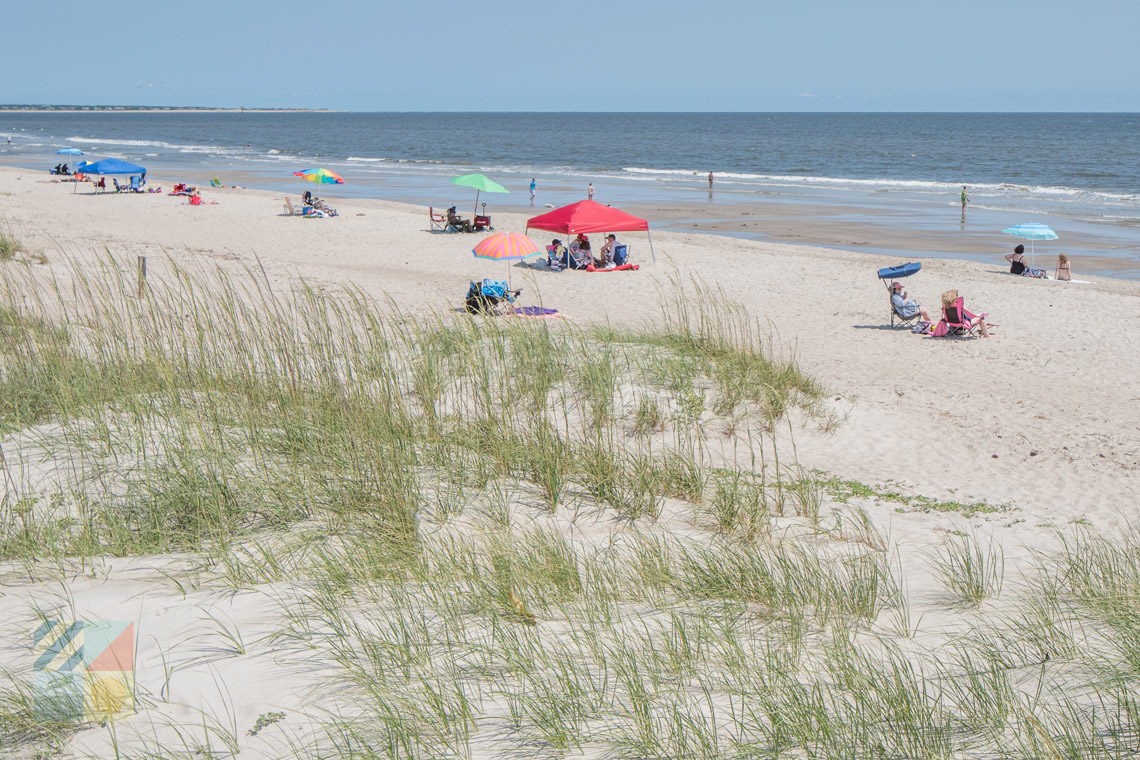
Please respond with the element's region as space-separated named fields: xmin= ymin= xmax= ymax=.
xmin=877 ymin=261 xmax=921 ymax=280
xmin=56 ymin=147 xmax=84 ymax=156
xmin=1002 ymin=223 xmax=1058 ymax=241
xmin=78 ymin=158 xmax=146 ymax=175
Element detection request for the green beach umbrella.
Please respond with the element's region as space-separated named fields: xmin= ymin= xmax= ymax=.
xmin=451 ymin=173 xmax=509 ymax=217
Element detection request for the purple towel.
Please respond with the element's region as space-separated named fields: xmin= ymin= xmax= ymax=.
xmin=513 ymin=306 xmax=559 ymax=317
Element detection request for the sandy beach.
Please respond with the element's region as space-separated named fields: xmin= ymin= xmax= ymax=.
xmin=1 ymin=166 xmax=1138 ymax=758
xmin=3 ymin=167 xmax=1135 ymax=514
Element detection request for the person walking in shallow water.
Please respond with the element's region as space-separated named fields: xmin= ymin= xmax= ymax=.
xmin=529 ymin=178 xmax=536 ymax=206
xmin=708 ymin=171 xmax=714 ymax=189
xmin=587 ymin=183 xmax=594 ymax=201
xmin=960 ymin=186 xmax=968 ymax=211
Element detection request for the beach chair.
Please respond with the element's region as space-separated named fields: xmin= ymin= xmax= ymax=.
xmin=446 ymin=207 xmax=472 ymax=233
xmin=113 ymin=178 xmax=126 ymax=193
xmin=464 ymin=279 xmax=521 ymax=315
xmin=890 ymin=299 xmax=921 ymax=329
xmin=876 ymin=261 xmax=923 ymax=328
xmin=283 ymin=197 xmax=303 ymax=216
xmin=612 ymin=244 xmax=630 ymax=266
xmin=937 ymin=297 xmax=987 ymax=338
xmin=129 ymin=175 xmax=142 ymax=193
xmin=544 ymin=245 xmax=566 ymax=271
xmin=429 ymin=206 xmax=448 ymax=231
xmin=568 ymin=245 xmax=591 ymax=270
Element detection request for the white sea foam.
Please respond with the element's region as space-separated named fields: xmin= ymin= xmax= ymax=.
xmin=68 ymin=135 xmax=245 ymax=157
xmin=620 ymin=166 xmax=1140 ymax=204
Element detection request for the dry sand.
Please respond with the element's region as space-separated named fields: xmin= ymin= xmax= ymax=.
xmin=3 ymin=167 xmax=1135 ymax=518
xmin=1 ymin=167 xmax=1137 ymax=757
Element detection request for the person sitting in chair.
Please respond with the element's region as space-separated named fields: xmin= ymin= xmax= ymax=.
xmin=565 ymin=234 xmax=591 ymax=269
xmin=548 ymin=239 xmax=568 ymax=270
xmin=890 ymin=282 xmax=931 ymax=323
xmin=598 ymin=234 xmax=621 ymax=268
xmin=939 ymin=289 xmax=992 ymax=338
xmin=447 ymin=206 xmax=472 ymax=233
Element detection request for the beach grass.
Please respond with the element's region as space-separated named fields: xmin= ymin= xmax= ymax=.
xmin=2 ymin=255 xmax=1139 ymax=759
xmin=0 ymin=232 xmax=21 ymax=261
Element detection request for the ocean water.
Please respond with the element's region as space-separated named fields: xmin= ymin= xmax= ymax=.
xmin=3 ymin=111 xmax=1138 ymax=271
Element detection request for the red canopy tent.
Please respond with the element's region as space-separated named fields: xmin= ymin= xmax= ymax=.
xmin=526 ymin=199 xmax=655 ymax=261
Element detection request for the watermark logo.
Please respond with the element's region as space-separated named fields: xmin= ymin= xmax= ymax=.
xmin=32 ymin=621 xmax=135 ymax=722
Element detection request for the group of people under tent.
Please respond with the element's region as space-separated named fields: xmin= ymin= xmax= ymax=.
xmin=544 ymin=233 xmax=628 ymax=271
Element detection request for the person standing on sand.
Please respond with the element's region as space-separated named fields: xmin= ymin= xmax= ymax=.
xmin=961 ymin=186 xmax=968 ymax=211
xmin=587 ymin=183 xmax=594 ymax=201
xmin=529 ymin=178 xmax=536 ymax=206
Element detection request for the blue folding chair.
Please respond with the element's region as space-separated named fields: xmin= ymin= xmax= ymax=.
xmin=877 ymin=262 xmax=923 ymax=328
xmin=464 ymin=279 xmax=521 ymax=315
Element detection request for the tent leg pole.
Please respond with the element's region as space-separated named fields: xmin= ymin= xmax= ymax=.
xmin=647 ymin=228 xmax=657 ymax=263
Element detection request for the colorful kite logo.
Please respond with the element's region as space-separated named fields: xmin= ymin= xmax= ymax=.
xmin=32 ymin=621 xmax=135 ymax=722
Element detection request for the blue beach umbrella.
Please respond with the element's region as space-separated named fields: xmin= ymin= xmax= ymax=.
xmin=1003 ymin=223 xmax=1058 ymax=266
xmin=56 ymin=147 xmax=84 ymax=156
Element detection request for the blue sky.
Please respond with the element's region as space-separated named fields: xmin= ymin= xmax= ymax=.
xmin=6 ymin=0 xmax=1137 ymax=111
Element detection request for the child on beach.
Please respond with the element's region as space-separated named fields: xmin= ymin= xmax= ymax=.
xmin=1055 ymin=253 xmax=1072 ymax=281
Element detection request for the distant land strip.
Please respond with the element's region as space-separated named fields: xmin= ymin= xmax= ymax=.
xmin=0 ymin=105 xmax=331 ymax=112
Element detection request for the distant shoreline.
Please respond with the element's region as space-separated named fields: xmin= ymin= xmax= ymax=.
xmin=0 ymin=107 xmax=332 ymax=113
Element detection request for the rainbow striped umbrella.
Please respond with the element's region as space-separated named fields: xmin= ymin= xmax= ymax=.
xmin=293 ymin=168 xmax=344 ymax=184
xmin=472 ymin=232 xmax=542 ymax=261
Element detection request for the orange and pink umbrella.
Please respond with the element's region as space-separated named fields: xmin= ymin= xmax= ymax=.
xmin=472 ymin=232 xmax=542 ymax=261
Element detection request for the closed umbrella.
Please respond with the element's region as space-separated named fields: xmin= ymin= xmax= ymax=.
xmin=452 ymin=173 xmax=509 ymax=218
xmin=1003 ymin=223 xmax=1057 ymax=267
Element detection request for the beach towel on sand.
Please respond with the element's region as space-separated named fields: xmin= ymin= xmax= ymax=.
xmin=511 ymin=306 xmax=561 ymax=318
xmin=585 ymin=264 xmax=639 ymax=272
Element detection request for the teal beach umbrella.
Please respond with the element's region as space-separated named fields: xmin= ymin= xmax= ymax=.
xmin=1003 ymin=223 xmax=1058 ymax=267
